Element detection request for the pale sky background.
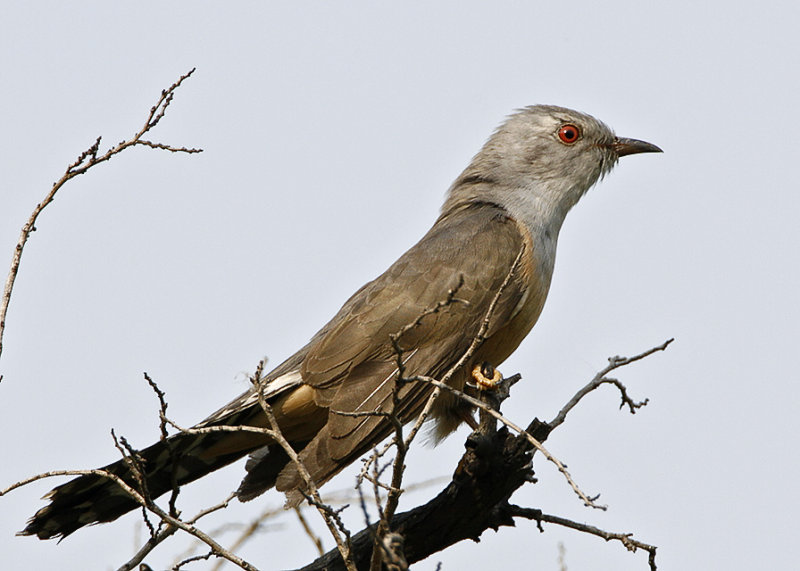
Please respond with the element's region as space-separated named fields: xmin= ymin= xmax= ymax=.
xmin=1 ymin=2 xmax=798 ymax=570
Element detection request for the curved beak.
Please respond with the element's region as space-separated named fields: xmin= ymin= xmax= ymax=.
xmin=612 ymin=137 xmax=663 ymax=157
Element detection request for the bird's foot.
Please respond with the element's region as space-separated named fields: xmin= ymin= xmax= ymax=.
xmin=471 ymin=362 xmax=502 ymax=390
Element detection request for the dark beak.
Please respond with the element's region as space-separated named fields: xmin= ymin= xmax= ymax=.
xmin=612 ymin=137 xmax=663 ymax=157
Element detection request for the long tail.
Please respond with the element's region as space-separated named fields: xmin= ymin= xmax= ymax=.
xmin=21 ymin=368 xmax=316 ymax=539
xmin=20 ymin=429 xmax=263 ymax=540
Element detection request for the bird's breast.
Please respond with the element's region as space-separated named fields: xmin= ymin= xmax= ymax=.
xmin=473 ymin=219 xmax=555 ymax=369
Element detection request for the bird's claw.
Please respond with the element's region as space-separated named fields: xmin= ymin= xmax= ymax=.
xmin=472 ymin=362 xmax=502 ymax=390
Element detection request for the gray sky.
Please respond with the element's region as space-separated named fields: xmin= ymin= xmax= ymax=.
xmin=2 ymin=2 xmax=798 ymax=569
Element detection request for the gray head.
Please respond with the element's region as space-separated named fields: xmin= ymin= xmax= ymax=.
xmin=443 ymin=105 xmax=661 ymax=228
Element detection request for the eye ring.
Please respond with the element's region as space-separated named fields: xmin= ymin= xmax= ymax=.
xmin=558 ymin=124 xmax=581 ymax=144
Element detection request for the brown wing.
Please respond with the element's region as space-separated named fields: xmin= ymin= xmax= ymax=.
xmin=276 ymin=202 xmax=531 ymax=495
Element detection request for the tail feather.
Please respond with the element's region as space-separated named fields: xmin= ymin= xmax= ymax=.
xmin=236 ymin=443 xmax=297 ymax=502
xmin=21 ymin=370 xmax=315 ymax=540
xmin=20 ymin=431 xmax=260 ymax=540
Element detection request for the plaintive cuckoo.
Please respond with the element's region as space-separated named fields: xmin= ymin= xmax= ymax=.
xmin=22 ymin=105 xmax=661 ymax=539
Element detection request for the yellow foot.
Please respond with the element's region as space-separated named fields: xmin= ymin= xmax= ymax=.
xmin=471 ymin=362 xmax=502 ymax=390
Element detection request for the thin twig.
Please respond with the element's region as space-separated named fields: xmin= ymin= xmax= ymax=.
xmin=0 ymin=68 xmax=201 ymax=370
xmin=110 ymin=430 xmax=159 ymax=537
xmin=294 ymin=506 xmax=325 ymax=556
xmin=121 ymin=493 xmax=236 ymax=571
xmin=2 ymin=469 xmax=142 ymax=500
xmin=2 ymin=465 xmax=256 ymax=569
xmin=405 ymin=246 xmax=526 ymax=450
xmin=367 ymin=246 xmax=525 ymax=570
xmin=509 ymin=505 xmax=657 ymax=570
xmin=204 ymin=478 xmax=445 ymax=571
xmin=208 ymin=503 xmax=281 ymax=571
xmin=144 ymin=372 xmax=181 ymax=519
xmin=173 ymin=551 xmax=214 ymax=570
xmin=249 ymin=360 xmax=357 ymax=571
xmin=409 ymin=374 xmax=605 ymax=510
xmin=548 ymin=339 xmax=674 ymax=431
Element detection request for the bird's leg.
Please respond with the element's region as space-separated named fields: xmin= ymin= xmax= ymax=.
xmin=471 ymin=361 xmax=503 ymax=390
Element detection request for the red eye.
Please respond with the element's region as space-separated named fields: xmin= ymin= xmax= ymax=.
xmin=558 ymin=124 xmax=581 ymax=144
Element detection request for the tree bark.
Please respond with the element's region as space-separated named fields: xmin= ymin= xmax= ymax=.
xmin=297 ymin=417 xmax=552 ymax=571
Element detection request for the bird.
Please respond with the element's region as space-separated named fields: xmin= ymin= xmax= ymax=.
xmin=21 ymin=105 xmax=661 ymax=540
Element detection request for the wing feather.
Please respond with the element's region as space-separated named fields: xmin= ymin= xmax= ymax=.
xmin=275 ymin=203 xmax=532 ymax=495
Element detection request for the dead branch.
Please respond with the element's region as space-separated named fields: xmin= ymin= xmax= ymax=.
xmin=250 ymin=360 xmax=357 ymax=571
xmin=122 ymin=364 xmax=341 ymax=571
xmin=0 ymin=68 xmax=202 ymax=371
xmin=294 ymin=506 xmax=325 ymax=556
xmin=299 ymin=341 xmax=670 ymax=571
xmin=408 ymin=373 xmax=604 ymax=510
xmin=548 ymin=338 xmax=673 ymax=431
xmin=111 ymin=425 xmax=259 ymax=571
xmin=297 ymin=418 xmax=535 ymax=571
xmin=509 ymin=506 xmax=657 ymax=570
xmin=119 ymin=493 xmax=237 ymax=571
xmin=4 ymin=470 xmax=257 ymax=571
xmin=206 ymin=480 xmax=447 ymax=571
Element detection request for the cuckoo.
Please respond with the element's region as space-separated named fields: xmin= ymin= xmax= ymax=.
xmin=22 ymin=105 xmax=661 ymax=539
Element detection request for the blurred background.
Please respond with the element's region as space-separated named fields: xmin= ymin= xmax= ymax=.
xmin=1 ymin=2 xmax=798 ymax=569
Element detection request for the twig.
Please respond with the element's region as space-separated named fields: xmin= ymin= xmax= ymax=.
xmin=173 ymin=551 xmax=214 ymax=570
xmin=294 ymin=506 xmax=325 ymax=556
xmin=110 ymin=430 xmax=160 ymax=539
xmin=366 ymin=246 xmax=525 ymax=570
xmin=404 ymin=246 xmax=526 ymax=451
xmin=119 ymin=490 xmax=259 ymax=571
xmin=509 ymin=505 xmax=657 ymax=570
xmin=2 ymin=469 xmax=143 ymax=501
xmin=548 ymin=339 xmax=673 ymax=431
xmin=121 ymin=493 xmax=236 ymax=571
xmin=249 ymin=360 xmax=357 ymax=571
xmin=2 ymin=465 xmax=256 ymax=570
xmin=110 ymin=430 xmax=257 ymax=570
xmin=410 ymin=374 xmax=605 ymax=510
xmin=144 ymin=372 xmax=182 ymax=519
xmin=297 ymin=341 xmax=670 ymax=570
xmin=208 ymin=503 xmax=281 ymax=571
xmin=206 ymin=479 xmax=445 ymax=571
xmin=0 ymin=68 xmax=201 ymax=370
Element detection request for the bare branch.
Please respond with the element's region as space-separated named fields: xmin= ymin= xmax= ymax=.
xmin=134 ymin=505 xmax=259 ymax=571
xmin=0 ymin=68 xmax=201 ymax=369
xmin=144 ymin=372 xmax=182 ymax=518
xmin=297 ymin=418 xmax=534 ymax=571
xmin=249 ymin=360 xmax=357 ymax=571
xmin=300 ymin=341 xmax=669 ymax=570
xmin=113 ymin=425 xmax=258 ymax=570
xmin=110 ymin=430 xmax=158 ymax=538
xmin=208 ymin=503 xmax=282 ymax=571
xmin=173 ymin=551 xmax=214 ymax=570
xmin=120 ymin=493 xmax=236 ymax=571
xmin=3 ymin=447 xmax=257 ymax=569
xmin=137 ymin=140 xmax=202 ymax=153
xmin=410 ymin=374 xmax=604 ymax=510
xmin=2 ymin=469 xmax=143 ymax=501
xmin=207 ymin=479 xmax=445 ymax=571
xmin=294 ymin=506 xmax=325 ymax=556
xmin=548 ymin=338 xmax=674 ymax=431
xmin=509 ymin=505 xmax=658 ymax=570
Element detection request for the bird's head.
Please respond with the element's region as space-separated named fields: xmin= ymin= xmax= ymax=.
xmin=445 ymin=105 xmax=661 ymax=224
